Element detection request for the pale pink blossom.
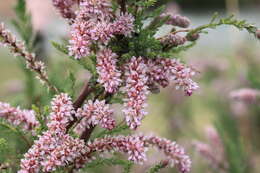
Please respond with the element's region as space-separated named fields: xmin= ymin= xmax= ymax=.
xmin=163 ymin=14 xmax=191 ymax=28
xmin=112 ymin=13 xmax=135 ymax=36
xmin=79 ymin=0 xmax=113 ymax=20
xmin=161 ymin=34 xmax=187 ymax=46
xmin=96 ymin=48 xmax=122 ymax=93
xmin=52 ymin=0 xmax=76 ymax=20
xmin=68 ymin=0 xmax=134 ymax=59
xmin=230 ymin=88 xmax=260 ymax=103
xmin=87 ymin=135 xmax=147 ymax=163
xmin=75 ymin=100 xmax=116 ymax=134
xmin=76 ymin=134 xmax=191 ymax=173
xmin=0 ymin=102 xmax=39 ymax=132
xmin=19 ymin=131 xmax=87 ymax=173
xmin=68 ymin=19 xmax=114 ymax=59
xmin=147 ymin=58 xmax=199 ymax=96
xmin=144 ymin=135 xmax=191 ymax=173
xmin=19 ymin=94 xmax=87 ymax=173
xmin=92 ymin=22 xmax=114 ymax=43
xmin=193 ymin=126 xmax=227 ymax=171
xmin=123 ymin=57 xmax=150 ymax=130
xmin=0 ymin=23 xmax=57 ymax=92
xmin=68 ymin=19 xmax=93 ymax=59
xmin=47 ymin=93 xmax=75 ymax=134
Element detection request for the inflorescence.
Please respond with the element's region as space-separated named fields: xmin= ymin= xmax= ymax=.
xmin=0 ymin=0 xmax=203 ymax=172
xmin=2 ymin=0 xmax=258 ymax=172
xmin=18 ymin=93 xmax=191 ymax=173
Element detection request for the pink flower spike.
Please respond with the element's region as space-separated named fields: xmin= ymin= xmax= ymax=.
xmin=68 ymin=19 xmax=93 ymax=59
xmin=52 ymin=0 xmax=76 ymax=20
xmin=147 ymin=58 xmax=199 ymax=96
xmin=75 ymin=99 xmax=116 ymax=134
xmin=79 ymin=0 xmax=113 ymax=19
xmin=123 ymin=57 xmax=150 ymax=130
xmin=97 ymin=48 xmax=122 ymax=93
xmin=19 ymin=131 xmax=87 ymax=173
xmin=47 ymin=93 xmax=75 ymax=134
xmin=112 ymin=13 xmax=135 ymax=37
xmin=75 ymin=134 xmax=191 ymax=173
xmin=0 ymin=102 xmax=39 ymax=132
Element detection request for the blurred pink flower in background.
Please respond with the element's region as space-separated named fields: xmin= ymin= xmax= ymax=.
xmin=27 ymin=0 xmax=54 ymax=31
xmin=230 ymin=88 xmax=260 ymax=104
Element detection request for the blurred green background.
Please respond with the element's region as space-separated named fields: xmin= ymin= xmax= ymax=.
xmin=1 ymin=0 xmax=260 ymax=173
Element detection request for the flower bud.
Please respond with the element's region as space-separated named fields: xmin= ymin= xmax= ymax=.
xmin=256 ymin=30 xmax=260 ymax=39
xmin=165 ymin=14 xmax=191 ymax=28
xmin=186 ymin=33 xmax=200 ymax=41
xmin=161 ymin=33 xmax=186 ymax=47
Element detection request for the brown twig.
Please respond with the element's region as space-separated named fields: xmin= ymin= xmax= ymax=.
xmin=158 ymin=29 xmax=191 ymax=40
xmin=80 ymin=125 xmax=96 ymax=142
xmin=66 ymin=81 xmax=93 ymax=132
xmin=118 ymin=0 xmax=126 ymax=13
xmin=78 ymin=92 xmax=112 ymax=141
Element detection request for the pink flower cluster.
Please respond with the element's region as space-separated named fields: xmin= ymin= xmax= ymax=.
xmin=47 ymin=93 xmax=75 ymax=134
xmin=19 ymin=131 xmax=87 ymax=173
xmin=148 ymin=58 xmax=199 ymax=96
xmin=96 ymin=49 xmax=122 ymax=93
xmin=161 ymin=33 xmax=187 ymax=46
xmin=75 ymin=99 xmax=116 ymax=134
xmin=193 ymin=126 xmax=226 ymax=171
xmin=0 ymin=23 xmax=58 ymax=92
xmin=84 ymin=135 xmax=147 ymax=163
xmin=16 ymin=92 xmax=191 ymax=173
xmin=123 ymin=57 xmax=198 ymax=129
xmin=230 ymin=88 xmax=260 ymax=103
xmin=52 ymin=0 xmax=76 ymax=20
xmin=80 ymin=0 xmax=113 ymax=18
xmin=0 ymin=102 xmax=39 ymax=132
xmin=68 ymin=0 xmax=135 ymax=59
xmin=163 ymin=14 xmax=191 ymax=28
xmin=123 ymin=57 xmax=150 ymax=130
xmin=112 ymin=13 xmax=135 ymax=36
xmin=19 ymin=93 xmax=87 ymax=173
xmin=81 ymin=134 xmax=191 ymax=173
xmin=145 ymin=135 xmax=191 ymax=173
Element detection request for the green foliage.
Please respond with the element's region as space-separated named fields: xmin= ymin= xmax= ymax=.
xmin=0 ymin=138 xmax=9 ymax=163
xmin=247 ymin=59 xmax=260 ymax=88
xmin=51 ymin=41 xmax=69 ymax=55
xmin=12 ymin=0 xmax=34 ymax=49
xmin=93 ymin=123 xmax=130 ymax=139
xmin=0 ymin=120 xmax=31 ymax=147
xmin=161 ymin=41 xmax=197 ymax=57
xmin=0 ymin=138 xmax=12 ymax=169
xmin=188 ymin=13 xmax=258 ymax=38
xmin=0 ymin=138 xmax=7 ymax=149
xmin=52 ymin=41 xmax=97 ymax=76
xmin=13 ymin=0 xmax=36 ymax=106
xmin=109 ymin=92 xmax=125 ymax=104
xmin=83 ymin=157 xmax=133 ymax=173
xmin=135 ymin=0 xmax=158 ymax=8
xmin=64 ymin=71 xmax=76 ymax=97
xmin=32 ymin=105 xmax=48 ymax=135
xmin=214 ymin=104 xmax=248 ymax=173
xmin=146 ymin=162 xmax=167 ymax=173
xmin=126 ymin=29 xmax=162 ymax=58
